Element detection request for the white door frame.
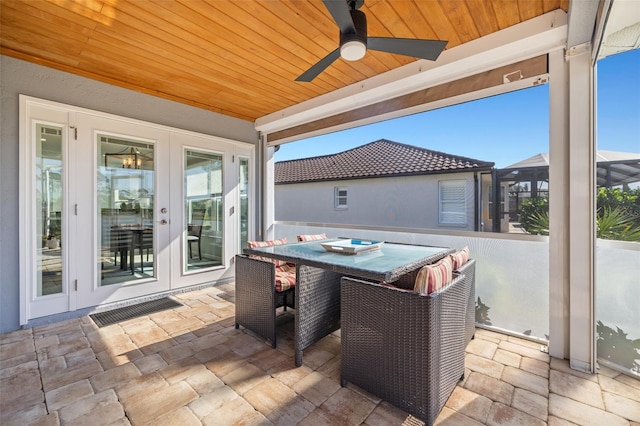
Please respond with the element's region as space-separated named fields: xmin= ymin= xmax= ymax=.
xmin=19 ymin=95 xmax=253 ymax=324
xmin=19 ymin=100 xmax=72 ymax=322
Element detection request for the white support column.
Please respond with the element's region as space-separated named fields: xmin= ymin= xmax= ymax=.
xmin=548 ymin=48 xmax=570 ymax=360
xmin=262 ymin=136 xmax=276 ymax=241
xmin=567 ymin=42 xmax=596 ymax=374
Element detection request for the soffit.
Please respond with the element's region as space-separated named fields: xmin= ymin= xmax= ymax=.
xmin=597 ymin=0 xmax=640 ymax=59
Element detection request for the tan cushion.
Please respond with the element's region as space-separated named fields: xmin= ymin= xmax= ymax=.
xmin=414 ymin=256 xmax=454 ymax=295
xmin=247 ymin=237 xmax=287 ymax=248
xmin=247 ymin=237 xmax=288 ymax=267
xmin=297 ymin=233 xmax=327 ymax=242
xmin=275 ymin=263 xmax=295 ymax=273
xmin=274 ymin=266 xmax=296 ymax=292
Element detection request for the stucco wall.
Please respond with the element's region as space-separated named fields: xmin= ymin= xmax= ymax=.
xmin=0 ymin=55 xmax=258 ymax=333
xmin=275 ymin=173 xmax=477 ymax=230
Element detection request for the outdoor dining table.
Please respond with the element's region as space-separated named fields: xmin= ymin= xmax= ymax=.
xmin=243 ymin=239 xmax=454 ymax=366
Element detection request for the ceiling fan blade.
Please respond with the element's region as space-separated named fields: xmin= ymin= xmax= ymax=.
xmin=296 ymin=48 xmax=341 ymax=82
xmin=368 ymin=37 xmax=448 ymax=61
xmin=322 ymin=0 xmax=355 ymax=34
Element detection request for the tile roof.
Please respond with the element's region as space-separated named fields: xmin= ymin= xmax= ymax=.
xmin=275 ymin=139 xmax=495 ymax=184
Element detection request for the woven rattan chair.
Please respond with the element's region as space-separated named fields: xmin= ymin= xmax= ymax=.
xmin=340 ymin=271 xmax=470 ymax=425
xmin=234 ymin=254 xmax=295 ymax=348
xmin=386 ymin=258 xmax=476 ymax=346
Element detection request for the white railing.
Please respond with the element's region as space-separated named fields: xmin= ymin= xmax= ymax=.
xmin=596 ymin=238 xmax=640 ymax=377
xmin=274 ymin=221 xmax=550 ymax=341
xmin=274 ymin=222 xmax=640 ymax=376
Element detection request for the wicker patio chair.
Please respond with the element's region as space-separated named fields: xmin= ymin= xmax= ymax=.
xmin=384 ymin=258 xmax=476 ymax=346
xmin=340 ymin=271 xmax=470 ymax=425
xmin=234 ymin=254 xmax=295 ymax=348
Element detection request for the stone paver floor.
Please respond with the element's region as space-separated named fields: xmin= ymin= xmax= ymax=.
xmin=1 ymin=283 xmax=639 ymax=425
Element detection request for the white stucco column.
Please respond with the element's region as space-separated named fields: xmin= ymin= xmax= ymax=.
xmin=567 ymin=42 xmax=596 ymax=374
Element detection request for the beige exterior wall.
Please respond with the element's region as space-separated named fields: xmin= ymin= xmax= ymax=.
xmin=275 ymin=172 xmax=478 ymax=231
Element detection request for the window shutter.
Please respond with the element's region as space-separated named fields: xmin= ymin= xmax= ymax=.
xmin=439 ymin=180 xmax=467 ymax=225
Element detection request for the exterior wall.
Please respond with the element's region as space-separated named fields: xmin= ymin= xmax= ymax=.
xmin=275 ymin=172 xmax=477 ymax=230
xmin=0 ymin=55 xmax=258 ymax=333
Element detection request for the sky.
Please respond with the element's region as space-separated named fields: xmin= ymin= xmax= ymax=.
xmin=274 ymin=49 xmax=640 ymax=169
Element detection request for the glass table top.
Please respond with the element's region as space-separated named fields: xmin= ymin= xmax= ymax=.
xmin=244 ymin=239 xmax=453 ymax=282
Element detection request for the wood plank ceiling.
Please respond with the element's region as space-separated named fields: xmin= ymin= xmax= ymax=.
xmin=1 ymin=0 xmax=568 ymax=122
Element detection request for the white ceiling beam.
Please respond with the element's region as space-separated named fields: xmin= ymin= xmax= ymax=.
xmin=255 ymin=10 xmax=568 ymax=136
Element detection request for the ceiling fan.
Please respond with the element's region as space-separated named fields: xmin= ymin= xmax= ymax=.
xmin=296 ymin=0 xmax=448 ymax=82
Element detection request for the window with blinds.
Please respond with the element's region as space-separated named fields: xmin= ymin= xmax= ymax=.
xmin=439 ymin=180 xmax=467 ymax=226
xmin=334 ymin=187 xmax=348 ymax=209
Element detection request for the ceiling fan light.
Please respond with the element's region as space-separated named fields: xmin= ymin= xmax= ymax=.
xmin=340 ymin=40 xmax=366 ymax=61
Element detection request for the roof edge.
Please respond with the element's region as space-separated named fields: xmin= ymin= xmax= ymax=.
xmin=275 ymin=166 xmax=494 ymax=185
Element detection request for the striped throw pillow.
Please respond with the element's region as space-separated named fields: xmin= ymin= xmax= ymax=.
xmin=450 ymin=246 xmax=470 ymax=270
xmin=297 ymin=233 xmax=327 ymax=242
xmin=248 ymin=237 xmax=288 ymax=267
xmin=414 ymin=256 xmax=454 ymax=295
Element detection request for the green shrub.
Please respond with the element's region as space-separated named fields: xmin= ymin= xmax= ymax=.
xmin=597 ymin=187 xmax=640 ymax=224
xmin=598 ymin=206 xmax=640 ymax=241
xmin=519 ymin=197 xmax=549 ymax=235
xmin=518 ymin=190 xmax=640 ymax=241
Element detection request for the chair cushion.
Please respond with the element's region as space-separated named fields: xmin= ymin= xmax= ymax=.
xmin=276 ymin=263 xmax=296 ymax=273
xmin=248 ymin=237 xmax=288 ymax=248
xmin=275 ymin=265 xmax=296 ymax=292
xmin=297 ymin=233 xmax=327 ymax=242
xmin=248 ymin=238 xmax=288 ymax=267
xmin=414 ymin=256 xmax=454 ymax=295
xmin=450 ymin=246 xmax=470 ymax=270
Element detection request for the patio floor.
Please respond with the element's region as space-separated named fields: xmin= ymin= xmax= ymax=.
xmin=1 ymin=284 xmax=639 ymax=425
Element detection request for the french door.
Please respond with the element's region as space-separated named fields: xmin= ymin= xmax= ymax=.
xmin=168 ymin=131 xmax=253 ymax=288
xmin=20 ymin=97 xmax=253 ymax=321
xmin=74 ymin=114 xmax=172 ymax=308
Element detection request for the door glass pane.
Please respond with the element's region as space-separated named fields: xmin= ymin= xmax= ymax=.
xmin=36 ymin=124 xmax=64 ymax=296
xmin=184 ymin=150 xmax=223 ymax=272
xmin=239 ymin=157 xmax=249 ymax=251
xmin=98 ymin=135 xmax=155 ymax=285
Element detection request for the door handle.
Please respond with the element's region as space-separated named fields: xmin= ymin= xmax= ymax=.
xmin=158 ymin=219 xmax=168 ymax=225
